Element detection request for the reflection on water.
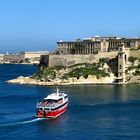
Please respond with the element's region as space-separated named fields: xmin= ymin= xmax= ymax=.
xmin=64 ymin=84 xmax=140 ymax=106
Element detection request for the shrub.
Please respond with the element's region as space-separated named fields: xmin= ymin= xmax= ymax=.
xmin=62 ymin=64 xmax=110 ymax=79
xmin=54 ymin=65 xmax=66 ymax=70
xmin=128 ymin=56 xmax=138 ymax=63
xmin=99 ymin=58 xmax=110 ymax=63
xmin=134 ymin=70 xmax=140 ymax=76
xmin=137 ymin=64 xmax=140 ymax=69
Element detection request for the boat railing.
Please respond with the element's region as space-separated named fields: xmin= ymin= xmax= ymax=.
xmin=37 ymin=102 xmax=60 ymax=108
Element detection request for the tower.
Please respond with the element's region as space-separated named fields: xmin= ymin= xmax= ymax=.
xmin=118 ymin=43 xmax=126 ymax=83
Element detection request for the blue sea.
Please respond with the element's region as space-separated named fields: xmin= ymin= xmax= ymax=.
xmin=0 ymin=64 xmax=140 ymax=140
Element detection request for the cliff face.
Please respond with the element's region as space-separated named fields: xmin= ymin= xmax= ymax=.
xmin=125 ymin=56 xmax=140 ymax=84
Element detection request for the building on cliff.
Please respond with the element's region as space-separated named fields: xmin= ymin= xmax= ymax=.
xmin=40 ymin=36 xmax=140 ymax=67
xmin=57 ymin=36 xmax=140 ymax=54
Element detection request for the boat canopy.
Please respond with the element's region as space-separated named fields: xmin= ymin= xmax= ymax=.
xmin=44 ymin=92 xmax=66 ymax=100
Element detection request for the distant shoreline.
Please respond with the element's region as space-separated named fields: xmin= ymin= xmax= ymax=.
xmin=0 ymin=62 xmax=38 ymax=65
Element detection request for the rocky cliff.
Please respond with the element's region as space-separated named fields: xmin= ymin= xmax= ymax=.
xmin=7 ymin=61 xmax=116 ymax=85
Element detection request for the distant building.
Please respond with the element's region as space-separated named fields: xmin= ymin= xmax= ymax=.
xmin=3 ymin=53 xmax=24 ymax=63
xmin=0 ymin=54 xmax=4 ymax=62
xmin=3 ymin=51 xmax=49 ymax=64
xmin=57 ymin=36 xmax=140 ymax=54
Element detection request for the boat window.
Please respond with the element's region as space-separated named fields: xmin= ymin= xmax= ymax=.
xmin=43 ymin=99 xmax=48 ymax=102
xmin=58 ymin=98 xmax=63 ymax=101
xmin=47 ymin=99 xmax=54 ymax=102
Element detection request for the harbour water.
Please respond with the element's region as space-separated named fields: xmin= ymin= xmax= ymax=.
xmin=0 ymin=64 xmax=140 ymax=140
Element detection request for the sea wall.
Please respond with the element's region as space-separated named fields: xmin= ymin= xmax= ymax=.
xmin=41 ymin=51 xmax=118 ymax=67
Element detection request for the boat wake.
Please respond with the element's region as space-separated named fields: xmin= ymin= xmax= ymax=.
xmin=0 ymin=118 xmax=45 ymax=127
xmin=19 ymin=118 xmax=45 ymax=125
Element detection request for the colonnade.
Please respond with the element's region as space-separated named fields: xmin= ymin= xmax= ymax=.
xmin=58 ymin=42 xmax=98 ymax=54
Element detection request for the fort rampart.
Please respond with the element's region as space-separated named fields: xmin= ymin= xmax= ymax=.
xmin=41 ymin=51 xmax=118 ymax=67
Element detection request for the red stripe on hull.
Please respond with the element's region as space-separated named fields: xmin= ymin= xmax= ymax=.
xmin=36 ymin=104 xmax=68 ymax=118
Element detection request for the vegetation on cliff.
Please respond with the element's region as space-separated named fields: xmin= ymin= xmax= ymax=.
xmin=125 ymin=56 xmax=140 ymax=83
xmin=32 ymin=61 xmax=111 ymax=82
xmin=126 ymin=56 xmax=140 ymax=76
xmin=62 ymin=63 xmax=109 ymax=80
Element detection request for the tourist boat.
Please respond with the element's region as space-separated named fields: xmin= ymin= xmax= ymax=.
xmin=36 ymin=88 xmax=68 ymax=118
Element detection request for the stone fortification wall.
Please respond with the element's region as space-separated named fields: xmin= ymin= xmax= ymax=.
xmin=24 ymin=52 xmax=48 ymax=59
xmin=24 ymin=53 xmax=41 ymax=59
xmin=20 ymin=51 xmax=49 ymax=59
xmin=41 ymin=51 xmax=118 ymax=67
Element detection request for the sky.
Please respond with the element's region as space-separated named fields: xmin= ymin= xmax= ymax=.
xmin=0 ymin=0 xmax=140 ymax=53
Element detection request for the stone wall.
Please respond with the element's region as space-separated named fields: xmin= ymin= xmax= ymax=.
xmin=41 ymin=51 xmax=118 ymax=67
xmin=22 ymin=51 xmax=49 ymax=59
xmin=17 ymin=51 xmax=49 ymax=60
